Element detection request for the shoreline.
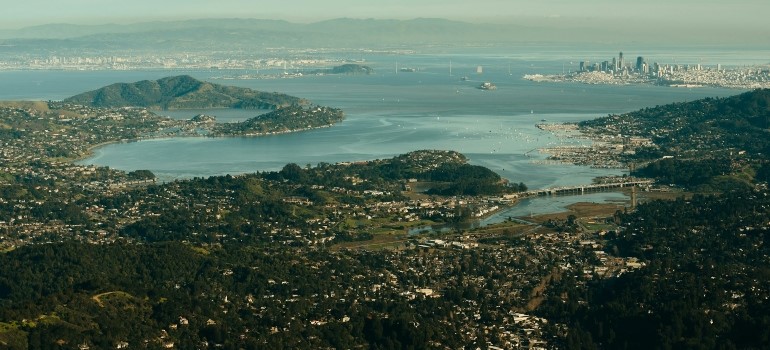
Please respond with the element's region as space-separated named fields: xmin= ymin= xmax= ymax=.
xmin=69 ymin=140 xmax=122 ymax=163
xmin=535 ymin=122 xmax=629 ymax=169
xmin=72 ymin=121 xmax=342 ymax=164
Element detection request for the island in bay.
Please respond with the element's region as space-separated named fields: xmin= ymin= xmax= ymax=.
xmin=64 ymin=74 xmax=306 ymax=110
xmin=63 ymin=75 xmax=345 ymax=137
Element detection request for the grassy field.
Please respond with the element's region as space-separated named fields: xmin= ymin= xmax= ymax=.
xmin=0 ymin=321 xmax=27 ymax=349
xmin=331 ymin=232 xmax=408 ymax=251
xmin=465 ymin=220 xmax=533 ymax=236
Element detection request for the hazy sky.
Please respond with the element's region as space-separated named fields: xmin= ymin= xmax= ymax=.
xmin=3 ymin=0 xmax=768 ymax=29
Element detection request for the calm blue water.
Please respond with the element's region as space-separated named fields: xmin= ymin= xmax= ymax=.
xmin=0 ymin=49 xmax=760 ymax=198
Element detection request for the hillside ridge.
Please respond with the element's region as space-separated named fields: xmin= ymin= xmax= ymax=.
xmin=63 ymin=75 xmax=307 ymax=110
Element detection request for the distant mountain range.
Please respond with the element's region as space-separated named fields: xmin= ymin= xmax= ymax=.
xmin=0 ymin=18 xmax=509 ymax=49
xmin=0 ymin=17 xmax=616 ymax=51
xmin=1 ymin=18 xmax=502 ymax=41
xmin=63 ymin=75 xmax=306 ymax=110
xmin=0 ymin=17 xmax=762 ymax=55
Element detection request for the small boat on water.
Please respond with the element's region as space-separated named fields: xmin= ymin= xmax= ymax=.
xmin=478 ymin=82 xmax=497 ymax=90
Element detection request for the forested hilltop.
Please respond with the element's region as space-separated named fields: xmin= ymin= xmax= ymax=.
xmin=577 ymin=88 xmax=770 ymax=190
xmin=64 ymin=75 xmax=307 ymax=110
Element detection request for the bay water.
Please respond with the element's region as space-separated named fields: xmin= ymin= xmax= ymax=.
xmin=1 ymin=47 xmax=760 ymax=215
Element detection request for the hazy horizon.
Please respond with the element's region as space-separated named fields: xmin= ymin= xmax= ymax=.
xmin=2 ymin=0 xmax=768 ymax=32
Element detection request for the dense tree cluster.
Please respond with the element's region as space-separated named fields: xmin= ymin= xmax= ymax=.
xmin=633 ymin=157 xmax=751 ymax=192
xmin=127 ymin=169 xmax=156 ymax=180
xmin=539 ymin=189 xmax=770 ymax=349
xmin=425 ymin=163 xmax=506 ymax=196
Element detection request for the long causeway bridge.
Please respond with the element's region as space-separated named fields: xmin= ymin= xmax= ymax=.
xmin=524 ymin=180 xmax=654 ymax=197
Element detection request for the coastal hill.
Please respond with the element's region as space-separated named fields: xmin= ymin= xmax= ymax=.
xmin=63 ymin=75 xmax=307 ymax=110
xmin=577 ymin=88 xmax=770 ymax=190
xmin=581 ymin=88 xmax=770 ymax=155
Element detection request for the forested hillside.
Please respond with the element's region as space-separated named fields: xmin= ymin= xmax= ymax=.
xmin=64 ymin=75 xmax=307 ymax=110
xmin=580 ymin=88 xmax=770 ymax=189
xmin=539 ymin=190 xmax=770 ymax=349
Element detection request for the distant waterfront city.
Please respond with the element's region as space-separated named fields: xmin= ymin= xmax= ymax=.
xmin=525 ymin=51 xmax=770 ymax=89
xmin=0 ymin=53 xmax=341 ymax=72
xmin=4 ymin=49 xmax=769 ymax=89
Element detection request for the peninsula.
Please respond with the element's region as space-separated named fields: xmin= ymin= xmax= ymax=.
xmin=538 ymin=88 xmax=770 ymax=191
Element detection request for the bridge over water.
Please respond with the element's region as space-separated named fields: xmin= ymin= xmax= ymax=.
xmin=524 ymin=180 xmax=653 ymax=197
